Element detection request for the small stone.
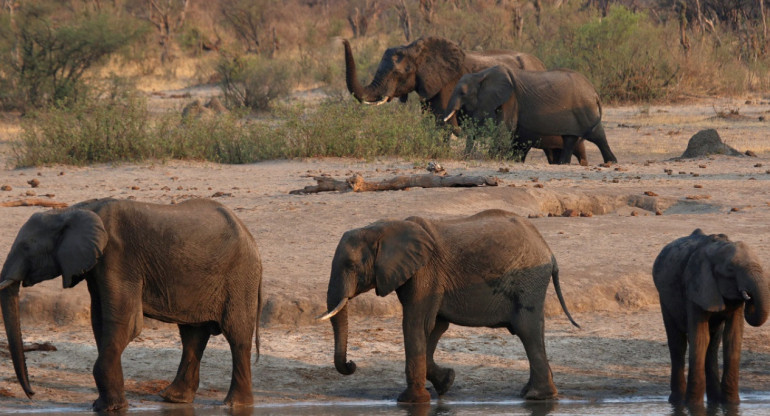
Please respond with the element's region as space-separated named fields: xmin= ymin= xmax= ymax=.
xmin=1 ymin=185 xmax=11 ymax=191
xmin=731 ymin=207 xmax=740 ymax=212
xmin=630 ymin=210 xmax=638 ymax=216
xmin=579 ymin=212 xmax=593 ymax=217
xmin=131 ymin=186 xmax=140 ymax=190
xmin=698 ymin=164 xmax=707 ymax=169
xmin=754 ymin=163 xmax=763 ymax=167
xmin=655 ymin=209 xmax=663 ymax=216
xmin=27 ymin=178 xmax=40 ymax=188
xmin=534 ymin=183 xmax=544 ymax=188
xmin=562 ymin=209 xmax=579 ymax=217
xmin=25 ymin=190 xmax=35 ymax=196
xmin=498 ymin=167 xmax=510 ymax=173
xmin=528 ymin=214 xmax=542 ymax=219
xmin=644 ymin=191 xmax=659 ymax=196
xmin=746 ymin=150 xmax=758 ymax=157
xmin=694 ymin=184 xmax=703 ymax=188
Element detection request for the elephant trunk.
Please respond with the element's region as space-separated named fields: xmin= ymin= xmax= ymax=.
xmin=741 ymin=269 xmax=770 ymax=327
xmin=1 ymin=280 xmax=34 ymax=398
xmin=343 ymin=39 xmax=385 ymax=104
xmin=330 ymin=304 xmax=356 ymax=375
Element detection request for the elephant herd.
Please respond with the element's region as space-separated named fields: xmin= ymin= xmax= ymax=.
xmin=0 ymin=36 xmax=767 ymax=413
xmin=343 ymin=36 xmax=615 ymax=165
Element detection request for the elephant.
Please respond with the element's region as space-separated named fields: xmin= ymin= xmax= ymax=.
xmin=444 ymin=65 xmax=617 ymax=165
xmin=0 ymin=198 xmax=263 ymax=411
xmin=513 ymin=127 xmax=588 ymax=166
xmin=343 ymin=36 xmax=545 ymax=124
xmin=652 ymin=229 xmax=769 ymax=406
xmin=319 ymin=209 xmax=579 ymax=404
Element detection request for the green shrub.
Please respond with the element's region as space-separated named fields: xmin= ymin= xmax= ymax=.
xmin=281 ymin=98 xmax=453 ymax=159
xmin=217 ymin=54 xmax=293 ymax=111
xmin=459 ymin=118 xmax=528 ymax=161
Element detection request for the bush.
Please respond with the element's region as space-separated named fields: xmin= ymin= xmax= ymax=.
xmin=0 ymin=3 xmax=146 ymax=110
xmin=217 ymin=54 xmax=293 ymax=111
xmin=282 ymin=98 xmax=453 ymax=160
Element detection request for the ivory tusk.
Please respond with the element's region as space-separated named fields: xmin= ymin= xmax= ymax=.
xmin=0 ymin=279 xmax=16 ymax=291
xmin=742 ymin=290 xmax=751 ymax=301
xmin=364 ymin=97 xmax=389 ymax=106
xmin=443 ymin=110 xmax=456 ymax=123
xmin=318 ymin=298 xmax=349 ymax=321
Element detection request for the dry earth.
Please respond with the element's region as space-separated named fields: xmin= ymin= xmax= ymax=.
xmin=1 ymin=92 xmax=770 ymax=413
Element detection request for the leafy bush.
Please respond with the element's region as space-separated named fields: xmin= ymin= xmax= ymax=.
xmin=217 ymin=54 xmax=293 ymax=110
xmin=282 ymin=98 xmax=453 ymax=160
xmin=458 ymin=118 xmax=529 ymax=161
xmin=0 ymin=3 xmax=146 ymax=110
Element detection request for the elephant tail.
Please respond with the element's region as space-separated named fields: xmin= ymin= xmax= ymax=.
xmin=255 ymin=279 xmax=263 ymax=364
xmin=551 ymin=255 xmax=580 ymax=328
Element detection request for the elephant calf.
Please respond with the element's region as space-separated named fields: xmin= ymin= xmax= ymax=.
xmin=653 ymin=229 xmax=769 ymax=406
xmin=0 ymin=198 xmax=263 ymax=411
xmin=320 ymin=209 xmax=579 ymax=403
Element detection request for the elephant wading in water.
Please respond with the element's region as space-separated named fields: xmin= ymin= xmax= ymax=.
xmin=653 ymin=229 xmax=769 ymax=406
xmin=444 ymin=65 xmax=617 ymax=165
xmin=0 ymin=198 xmax=263 ymax=411
xmin=343 ymin=36 xmax=545 ymax=122
xmin=320 ymin=209 xmax=579 ymax=403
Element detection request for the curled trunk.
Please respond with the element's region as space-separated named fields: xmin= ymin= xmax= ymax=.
xmin=1 ymin=281 xmax=34 ymax=398
xmin=743 ymin=272 xmax=770 ymax=327
xmin=330 ymin=304 xmax=356 ymax=375
xmin=343 ymin=39 xmax=381 ymax=103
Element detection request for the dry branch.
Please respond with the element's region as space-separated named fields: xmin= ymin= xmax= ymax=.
xmin=0 ymin=199 xmax=68 ymax=208
xmin=290 ymin=173 xmax=498 ymax=195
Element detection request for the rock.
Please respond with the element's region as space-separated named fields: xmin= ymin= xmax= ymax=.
xmin=1 ymin=185 xmax=11 ymax=191
xmin=27 ymin=178 xmax=40 ymax=188
xmin=680 ymin=129 xmax=743 ymax=158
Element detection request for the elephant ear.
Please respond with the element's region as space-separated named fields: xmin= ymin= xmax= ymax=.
xmin=413 ymin=37 xmax=465 ymax=99
xmin=477 ymin=66 xmax=516 ymax=121
xmin=374 ymin=221 xmax=434 ymax=297
xmin=684 ymin=243 xmax=727 ymax=312
xmin=56 ymin=209 xmax=108 ymax=288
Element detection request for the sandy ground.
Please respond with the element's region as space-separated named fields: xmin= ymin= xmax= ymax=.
xmin=1 ymin=92 xmax=770 ymax=413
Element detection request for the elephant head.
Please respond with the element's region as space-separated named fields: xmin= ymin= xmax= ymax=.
xmin=444 ymin=65 xmax=516 ymax=126
xmin=685 ymin=236 xmax=770 ymax=327
xmin=319 ymin=221 xmax=434 ymax=375
xmin=344 ymin=37 xmax=465 ymax=105
xmin=0 ymin=208 xmax=108 ymax=398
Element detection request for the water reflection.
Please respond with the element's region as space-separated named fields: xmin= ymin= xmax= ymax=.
xmin=6 ymin=399 xmax=770 ymax=416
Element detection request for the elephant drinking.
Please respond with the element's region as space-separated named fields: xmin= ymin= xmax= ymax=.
xmin=652 ymin=229 xmax=769 ymax=406
xmin=0 ymin=198 xmax=263 ymax=411
xmin=320 ymin=209 xmax=579 ymax=403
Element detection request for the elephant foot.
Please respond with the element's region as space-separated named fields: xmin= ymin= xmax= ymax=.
xmin=223 ymin=389 xmax=254 ymax=407
xmin=159 ymin=383 xmax=196 ymax=404
xmin=92 ymin=395 xmax=128 ymax=412
xmin=428 ymin=368 xmax=455 ymax=396
xmin=520 ymin=381 xmax=557 ymax=400
xmin=397 ymin=386 xmax=431 ymax=404
xmin=668 ymin=392 xmax=685 ymax=406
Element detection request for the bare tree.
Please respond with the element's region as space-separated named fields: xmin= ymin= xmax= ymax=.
xmin=142 ymin=0 xmax=190 ymax=63
xmin=396 ymin=0 xmax=412 ymax=41
xmin=347 ymin=0 xmax=386 ymax=37
xmin=419 ymin=0 xmax=435 ymax=23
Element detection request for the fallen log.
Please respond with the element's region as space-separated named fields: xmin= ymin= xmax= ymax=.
xmin=0 ymin=199 xmax=68 ymax=208
xmin=290 ymin=173 xmax=498 ymax=194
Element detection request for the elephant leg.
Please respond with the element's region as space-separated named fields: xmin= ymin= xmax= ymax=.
xmin=573 ymin=139 xmax=588 ymax=166
xmin=685 ymin=309 xmax=710 ymax=405
xmin=221 ymin=321 xmax=255 ymax=406
xmin=705 ymin=318 xmax=724 ymax=403
xmin=426 ymin=318 xmax=454 ymax=396
xmin=510 ymin=312 xmax=557 ymax=400
xmin=159 ymin=324 xmax=211 ymax=403
xmin=556 ymin=135 xmax=579 ymax=165
xmin=546 ymin=148 xmax=559 ymax=164
xmin=661 ymin=308 xmax=687 ymax=405
xmin=397 ymin=304 xmax=433 ymax=404
xmin=585 ymin=123 xmax=617 ymax=164
xmin=721 ymin=308 xmax=744 ymax=404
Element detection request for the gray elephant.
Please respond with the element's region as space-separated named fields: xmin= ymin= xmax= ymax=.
xmin=0 ymin=198 xmax=263 ymax=411
xmin=343 ymin=37 xmax=545 ymax=123
xmin=444 ymin=65 xmax=617 ymax=165
xmin=652 ymin=229 xmax=769 ymax=406
xmin=320 ymin=209 xmax=579 ymax=404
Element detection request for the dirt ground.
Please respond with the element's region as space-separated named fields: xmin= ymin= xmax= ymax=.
xmin=1 ymin=92 xmax=770 ymax=413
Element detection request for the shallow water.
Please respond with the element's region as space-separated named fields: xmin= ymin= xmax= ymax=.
xmin=4 ymin=396 xmax=770 ymax=416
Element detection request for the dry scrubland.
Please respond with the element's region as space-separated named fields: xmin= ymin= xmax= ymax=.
xmin=0 ymin=90 xmax=770 ymax=411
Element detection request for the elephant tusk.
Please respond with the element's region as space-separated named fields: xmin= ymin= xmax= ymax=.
xmin=364 ymin=97 xmax=390 ymax=106
xmin=742 ymin=290 xmax=752 ymax=301
xmin=443 ymin=110 xmax=456 ymax=123
xmin=0 ymin=279 xmax=17 ymax=291
xmin=318 ymin=298 xmax=348 ymax=321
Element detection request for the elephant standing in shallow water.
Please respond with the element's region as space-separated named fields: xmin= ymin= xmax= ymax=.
xmin=0 ymin=198 xmax=263 ymax=411
xmin=320 ymin=209 xmax=579 ymax=404
xmin=653 ymin=229 xmax=769 ymax=406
